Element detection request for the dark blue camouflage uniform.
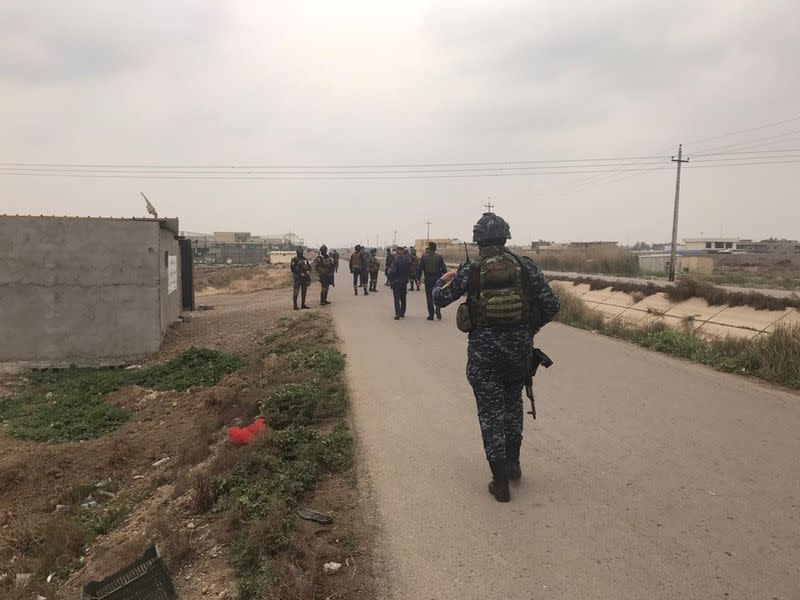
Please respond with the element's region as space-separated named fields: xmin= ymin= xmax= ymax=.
xmin=433 ymin=256 xmax=560 ymax=461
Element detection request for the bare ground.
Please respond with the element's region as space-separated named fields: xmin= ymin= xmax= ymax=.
xmin=0 ymin=287 xmax=376 ymax=600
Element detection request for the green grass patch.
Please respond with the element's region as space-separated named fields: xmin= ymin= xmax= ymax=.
xmin=216 ymin=424 xmax=353 ymax=600
xmin=287 ymin=347 xmax=345 ymax=378
xmin=0 ymin=347 xmax=245 ymax=443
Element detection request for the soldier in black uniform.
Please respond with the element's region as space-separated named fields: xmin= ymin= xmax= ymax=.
xmin=433 ymin=213 xmax=560 ymax=502
xmin=330 ymin=249 xmax=340 ymax=274
xmin=387 ymin=246 xmax=411 ymax=319
xmin=419 ymin=241 xmax=447 ymax=320
xmin=384 ymin=247 xmax=394 ymax=286
xmin=314 ymin=244 xmax=336 ymax=305
xmin=290 ymin=247 xmax=312 ymax=310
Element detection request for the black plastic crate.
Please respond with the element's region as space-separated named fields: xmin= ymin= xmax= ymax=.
xmin=81 ymin=545 xmax=177 ymax=600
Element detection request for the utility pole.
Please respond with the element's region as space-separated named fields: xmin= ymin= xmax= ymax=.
xmin=425 ymin=219 xmax=431 ymax=242
xmin=393 ymin=230 xmax=397 ymax=246
xmin=485 ymin=194 xmax=494 ymax=213
xmin=669 ymin=144 xmax=689 ymax=282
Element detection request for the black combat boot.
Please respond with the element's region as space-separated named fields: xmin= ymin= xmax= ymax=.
xmin=488 ymin=460 xmax=510 ymax=502
xmin=354 ymin=286 xmax=358 ymax=296
xmin=293 ymin=292 xmax=299 ymax=311
xmin=507 ymin=438 xmax=522 ymax=481
xmin=363 ymin=287 xmax=368 ymax=296
xmin=320 ymin=291 xmax=326 ymax=306
xmin=300 ymin=289 xmax=310 ymax=309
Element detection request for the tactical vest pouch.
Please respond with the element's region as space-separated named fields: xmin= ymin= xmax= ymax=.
xmin=480 ymin=288 xmax=524 ymax=325
xmin=456 ymin=302 xmax=473 ymax=333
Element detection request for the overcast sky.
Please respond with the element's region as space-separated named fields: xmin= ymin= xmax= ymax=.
xmin=1 ymin=0 xmax=798 ymax=248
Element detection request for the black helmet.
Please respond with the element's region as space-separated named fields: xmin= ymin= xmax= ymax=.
xmin=428 ymin=241 xmax=437 ymax=251
xmin=355 ymin=244 xmax=362 ymax=251
xmin=296 ymin=246 xmax=304 ymax=255
xmin=370 ymin=247 xmax=377 ymax=254
xmin=320 ymin=244 xmax=328 ymax=254
xmin=472 ymin=212 xmax=511 ymax=245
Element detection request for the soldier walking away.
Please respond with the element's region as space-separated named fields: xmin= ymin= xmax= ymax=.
xmin=368 ymin=248 xmax=381 ymax=292
xmin=433 ymin=212 xmax=559 ymax=502
xmin=387 ymin=246 xmax=411 ymax=319
xmin=384 ymin=247 xmax=395 ymax=286
xmin=419 ymin=241 xmax=447 ymax=320
xmin=290 ymin=247 xmax=312 ymax=310
xmin=314 ymin=244 xmax=336 ymax=305
xmin=330 ymin=248 xmax=340 ymax=273
xmin=408 ymin=247 xmax=421 ymax=291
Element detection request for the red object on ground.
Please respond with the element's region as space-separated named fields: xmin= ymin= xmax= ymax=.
xmin=227 ymin=417 xmax=267 ymax=445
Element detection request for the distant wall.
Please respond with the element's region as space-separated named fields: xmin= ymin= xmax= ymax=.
xmin=0 ymin=216 xmax=179 ymax=367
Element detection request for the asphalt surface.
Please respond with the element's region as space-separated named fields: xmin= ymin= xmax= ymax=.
xmin=331 ymin=279 xmax=800 ymax=600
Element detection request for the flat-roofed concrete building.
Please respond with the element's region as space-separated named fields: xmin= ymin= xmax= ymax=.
xmin=1 ymin=215 xmax=188 ymax=368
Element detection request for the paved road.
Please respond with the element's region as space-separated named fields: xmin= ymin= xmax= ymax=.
xmin=332 ymin=283 xmax=800 ymax=600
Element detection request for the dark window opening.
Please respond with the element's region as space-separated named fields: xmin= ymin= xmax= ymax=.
xmin=164 ymin=251 xmax=168 ymax=267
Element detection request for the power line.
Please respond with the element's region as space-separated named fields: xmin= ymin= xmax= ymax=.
xmin=0 ymin=155 xmax=672 ymax=170
xmin=0 ymin=158 xmax=798 ymax=180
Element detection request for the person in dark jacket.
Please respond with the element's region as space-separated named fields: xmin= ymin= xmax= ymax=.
xmin=433 ymin=212 xmax=560 ymax=503
xmin=387 ymin=246 xmax=411 ymax=319
xmin=419 ymin=241 xmax=447 ymax=320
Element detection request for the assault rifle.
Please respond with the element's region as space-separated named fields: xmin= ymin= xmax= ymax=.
xmin=525 ymin=348 xmax=553 ymax=420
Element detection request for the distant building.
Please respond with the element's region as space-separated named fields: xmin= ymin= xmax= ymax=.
xmin=683 ymin=237 xmax=744 ymax=251
xmin=179 ymin=230 xmax=304 ymax=264
xmin=414 ymin=238 xmax=463 ymax=253
xmin=737 ymin=239 xmax=800 ymax=254
xmin=530 ymin=240 xmax=554 ymax=252
xmin=638 ymin=254 xmax=714 ymax=276
xmin=567 ymin=241 xmax=619 ymax=250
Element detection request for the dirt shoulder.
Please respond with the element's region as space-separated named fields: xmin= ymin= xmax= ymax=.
xmin=0 ymin=288 xmax=377 ymax=600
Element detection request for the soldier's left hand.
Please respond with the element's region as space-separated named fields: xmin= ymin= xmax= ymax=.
xmin=440 ymin=270 xmax=456 ymax=284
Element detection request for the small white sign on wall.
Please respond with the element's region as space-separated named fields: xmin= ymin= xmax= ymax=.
xmin=168 ymin=255 xmax=178 ymax=294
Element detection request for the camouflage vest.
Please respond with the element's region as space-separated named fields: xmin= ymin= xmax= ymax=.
xmin=460 ymin=248 xmax=541 ymax=330
xmin=350 ymin=252 xmax=363 ymax=269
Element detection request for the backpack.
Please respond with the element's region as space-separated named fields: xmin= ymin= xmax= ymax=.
xmin=456 ymin=250 xmax=542 ymax=332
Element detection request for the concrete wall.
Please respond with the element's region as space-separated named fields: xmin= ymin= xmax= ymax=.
xmin=158 ymin=226 xmax=182 ymax=338
xmin=0 ymin=216 xmax=180 ymax=367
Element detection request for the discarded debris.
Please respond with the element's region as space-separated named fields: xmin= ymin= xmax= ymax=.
xmin=82 ymin=545 xmax=177 ymax=600
xmin=227 ymin=417 xmax=267 ymax=445
xmin=81 ymin=496 xmax=99 ymax=510
xmin=298 ymin=507 xmax=334 ymax=525
xmin=707 ymin=490 xmax=718 ymax=496
xmin=15 ymin=573 xmax=32 ymax=587
xmin=125 ymin=364 xmax=143 ymax=370
xmin=152 ymin=457 xmax=170 ymax=468
xmin=323 ymin=562 xmax=342 ymax=575
xmin=54 ymin=504 xmax=71 ymax=513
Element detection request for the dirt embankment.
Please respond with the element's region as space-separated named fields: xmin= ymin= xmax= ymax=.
xmin=0 ymin=289 xmax=375 ymax=600
xmin=194 ymin=264 xmax=294 ymax=296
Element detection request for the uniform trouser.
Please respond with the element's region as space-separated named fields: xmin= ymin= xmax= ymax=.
xmin=369 ymin=271 xmax=378 ymax=290
xmin=424 ymin=277 xmax=437 ymax=317
xmin=467 ymin=367 xmax=524 ymax=462
xmin=353 ymin=270 xmax=367 ymax=289
xmin=391 ymin=283 xmax=407 ymax=317
xmin=292 ymin=279 xmax=309 ymax=306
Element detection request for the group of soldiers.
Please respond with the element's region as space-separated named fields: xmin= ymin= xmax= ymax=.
xmin=289 ymin=212 xmax=561 ymax=504
xmin=290 ymin=241 xmax=449 ymax=321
